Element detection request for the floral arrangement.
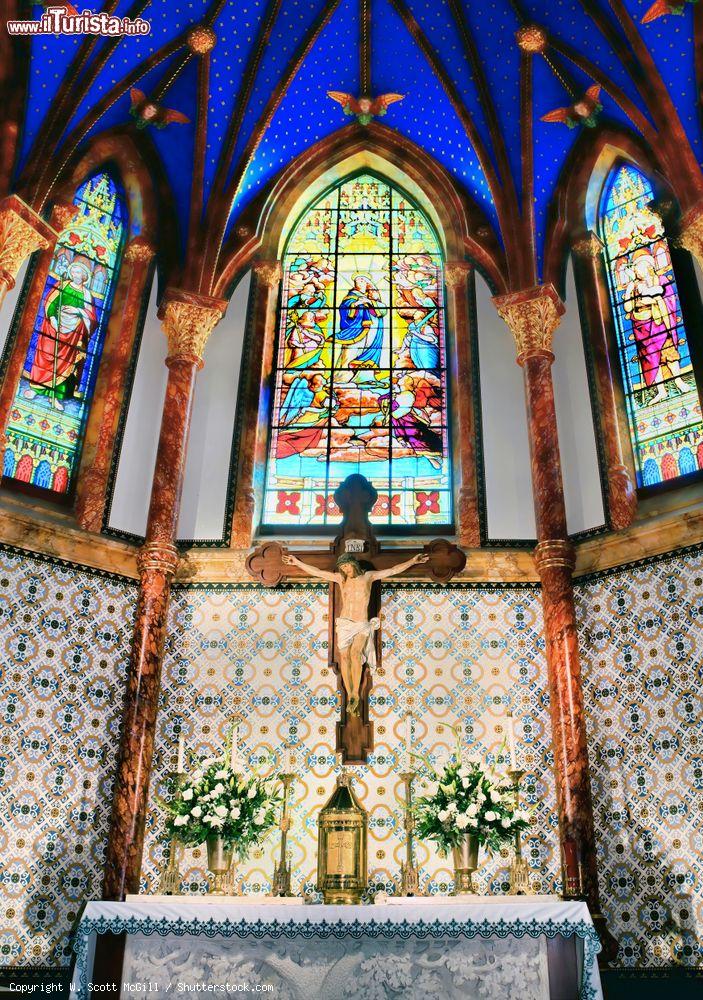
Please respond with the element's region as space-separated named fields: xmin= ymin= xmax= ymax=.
xmin=414 ymin=734 xmax=530 ymax=856
xmin=163 ymin=757 xmax=281 ymax=858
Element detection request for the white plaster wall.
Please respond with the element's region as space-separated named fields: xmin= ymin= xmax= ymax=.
xmin=0 ymin=258 xmax=29 ymax=357
xmin=177 ymin=272 xmax=251 ymax=541
xmin=106 ymin=279 xmax=167 ymax=536
xmin=552 ymin=261 xmax=605 ymax=534
xmin=475 ymin=272 xmax=536 ymax=540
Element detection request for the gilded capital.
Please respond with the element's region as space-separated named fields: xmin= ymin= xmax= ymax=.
xmin=679 ymin=201 xmax=703 ymax=269
xmin=253 ymin=260 xmax=283 ymax=287
xmin=572 ymin=232 xmax=603 ymax=259
xmin=159 ymin=288 xmax=226 ymax=362
xmin=444 ymin=261 xmax=471 ymax=289
xmin=0 ymin=195 xmax=56 ymax=285
xmin=124 ymin=237 xmax=156 ymax=265
xmin=493 ymin=283 xmax=565 ymax=360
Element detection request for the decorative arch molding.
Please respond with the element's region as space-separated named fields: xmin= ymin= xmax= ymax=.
xmin=224 ymin=127 xmax=490 ymax=549
xmin=214 ymin=123 xmax=506 ymax=298
xmin=0 ymin=132 xmax=164 ymax=532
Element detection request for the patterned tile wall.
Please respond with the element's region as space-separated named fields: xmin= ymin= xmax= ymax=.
xmin=0 ymin=547 xmax=136 ymax=969
xmin=2 ymin=542 xmax=701 ymax=971
xmin=141 ymin=584 xmax=560 ymax=903
xmin=576 ymin=550 xmax=703 ymax=968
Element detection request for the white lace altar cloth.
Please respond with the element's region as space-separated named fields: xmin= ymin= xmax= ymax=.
xmin=70 ymin=899 xmax=602 ymax=1000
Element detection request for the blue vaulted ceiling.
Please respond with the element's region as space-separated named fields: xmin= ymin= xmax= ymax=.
xmin=13 ymin=0 xmax=703 ymax=280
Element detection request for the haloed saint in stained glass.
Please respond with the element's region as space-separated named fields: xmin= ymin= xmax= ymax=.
xmin=262 ymin=174 xmax=451 ymax=528
xmin=600 ymin=164 xmax=703 ymax=487
xmin=4 ymin=173 xmax=126 ymax=496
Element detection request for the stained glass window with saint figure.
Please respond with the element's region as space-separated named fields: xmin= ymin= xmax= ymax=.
xmin=262 ymin=173 xmax=451 ymax=528
xmin=4 ymin=172 xmax=126 ymax=496
xmin=599 ymin=163 xmax=703 ymax=487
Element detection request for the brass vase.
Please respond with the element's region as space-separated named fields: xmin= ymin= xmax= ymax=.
xmin=452 ymin=832 xmax=480 ymax=894
xmin=206 ymin=835 xmax=234 ymax=895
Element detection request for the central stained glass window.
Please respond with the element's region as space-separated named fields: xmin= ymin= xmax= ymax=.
xmin=262 ymin=173 xmax=452 ymax=529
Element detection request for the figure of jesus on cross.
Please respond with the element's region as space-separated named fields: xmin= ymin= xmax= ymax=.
xmin=282 ymin=548 xmax=429 ymax=716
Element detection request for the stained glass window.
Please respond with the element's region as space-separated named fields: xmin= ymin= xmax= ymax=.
xmin=599 ymin=164 xmax=703 ymax=488
xmin=4 ymin=172 xmax=126 ymax=496
xmin=262 ymin=173 xmax=451 ymax=529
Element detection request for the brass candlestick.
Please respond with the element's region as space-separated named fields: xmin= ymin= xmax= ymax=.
xmin=158 ymin=770 xmax=188 ymax=895
xmin=399 ymin=769 xmax=421 ymax=896
xmin=507 ymin=768 xmax=531 ymax=895
xmin=272 ymin=772 xmax=295 ymax=896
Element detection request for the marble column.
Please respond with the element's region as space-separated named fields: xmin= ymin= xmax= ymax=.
xmin=493 ymin=284 xmax=615 ymax=957
xmin=0 ymin=195 xmax=56 ymax=313
xmin=75 ymin=237 xmax=156 ymax=532
xmin=572 ymin=233 xmax=637 ymax=530
xmin=444 ymin=261 xmax=481 ymax=547
xmin=102 ymin=289 xmax=225 ymax=900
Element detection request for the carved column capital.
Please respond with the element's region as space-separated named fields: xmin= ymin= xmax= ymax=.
xmin=158 ymin=288 xmax=226 ymax=364
xmin=679 ymin=201 xmax=703 ymax=268
xmin=493 ymin=283 xmax=565 ymax=362
xmin=124 ymin=237 xmax=156 ymax=265
xmin=253 ymin=260 xmax=282 ymax=287
xmin=50 ymin=201 xmax=80 ymax=231
xmin=572 ymin=232 xmax=603 ymax=259
xmin=0 ymin=195 xmax=57 ymax=288
xmin=137 ymin=540 xmax=180 ymax=579
xmin=444 ymin=260 xmax=471 ymax=289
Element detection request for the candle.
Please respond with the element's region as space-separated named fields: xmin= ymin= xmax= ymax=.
xmin=230 ymin=722 xmax=239 ymax=771
xmin=176 ymin=735 xmax=185 ymax=774
xmin=506 ymin=714 xmax=517 ymax=769
xmin=283 ymin=744 xmax=292 ymax=774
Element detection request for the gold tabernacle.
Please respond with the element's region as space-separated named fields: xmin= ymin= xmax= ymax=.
xmin=317 ymin=770 xmax=368 ymax=904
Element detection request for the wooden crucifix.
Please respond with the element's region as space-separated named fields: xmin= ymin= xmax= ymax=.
xmin=246 ymin=474 xmax=466 ymax=763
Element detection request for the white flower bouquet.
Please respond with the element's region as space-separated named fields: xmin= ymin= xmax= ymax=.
xmin=163 ymin=757 xmax=281 ymax=859
xmin=414 ymin=733 xmax=529 ymax=856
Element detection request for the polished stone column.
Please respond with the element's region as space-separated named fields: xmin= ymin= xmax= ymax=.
xmin=0 ymin=195 xmax=55 ymax=312
xmin=444 ymin=261 xmax=481 ymax=547
xmin=494 ymin=284 xmax=615 ymax=956
xmin=572 ymin=233 xmax=637 ymax=530
xmin=75 ymin=238 xmax=156 ymax=532
xmin=102 ymin=289 xmax=225 ymax=900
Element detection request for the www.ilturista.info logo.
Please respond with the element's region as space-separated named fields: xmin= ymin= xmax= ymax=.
xmin=6 ymin=4 xmax=151 ymax=36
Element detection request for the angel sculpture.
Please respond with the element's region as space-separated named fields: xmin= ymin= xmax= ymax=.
xmin=327 ymin=91 xmax=405 ymax=125
xmin=540 ymin=85 xmax=602 ymax=129
xmin=129 ymin=88 xmax=190 ymax=130
xmin=642 ymin=0 xmax=696 ymax=23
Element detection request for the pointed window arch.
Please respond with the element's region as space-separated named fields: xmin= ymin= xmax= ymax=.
xmin=598 ymin=163 xmax=703 ymax=488
xmin=261 ymin=172 xmax=452 ymax=530
xmin=4 ymin=171 xmax=126 ymax=497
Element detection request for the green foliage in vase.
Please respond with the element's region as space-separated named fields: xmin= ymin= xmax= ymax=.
xmin=413 ymin=730 xmax=530 ymax=856
xmin=162 ymin=757 xmax=281 ymax=858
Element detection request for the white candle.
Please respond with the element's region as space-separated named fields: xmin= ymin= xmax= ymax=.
xmin=283 ymin=744 xmax=292 ymax=774
xmin=230 ymin=723 xmax=239 ymax=771
xmin=506 ymin=714 xmax=517 ymax=769
xmin=176 ymin=736 xmax=185 ymax=774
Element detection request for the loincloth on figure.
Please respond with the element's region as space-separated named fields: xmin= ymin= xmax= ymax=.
xmin=335 ymin=616 xmax=380 ymax=670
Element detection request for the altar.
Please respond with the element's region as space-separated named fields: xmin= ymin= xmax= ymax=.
xmin=71 ymin=898 xmax=603 ymax=1000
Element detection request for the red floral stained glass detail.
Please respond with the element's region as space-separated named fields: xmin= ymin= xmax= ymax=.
xmin=314 ymin=494 xmax=340 ymax=517
xmin=661 ymin=454 xmax=677 ymax=480
xmin=276 ymin=491 xmax=301 ymax=515
xmin=373 ymin=494 xmax=400 ymax=517
xmin=415 ymin=491 xmax=440 ymax=514
xmin=52 ymin=467 xmax=69 ymax=493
